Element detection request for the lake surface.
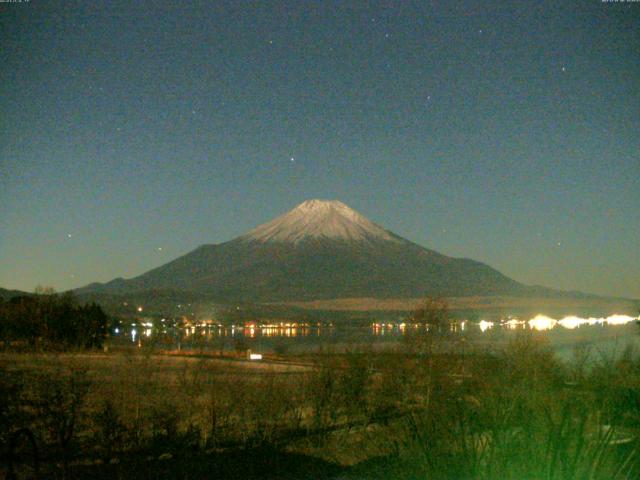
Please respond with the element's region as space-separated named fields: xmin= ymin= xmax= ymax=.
xmin=109 ymin=313 xmax=640 ymax=360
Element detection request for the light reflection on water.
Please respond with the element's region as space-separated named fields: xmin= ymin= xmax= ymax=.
xmin=117 ymin=314 xmax=638 ymax=344
xmin=368 ymin=314 xmax=638 ymax=335
xmin=528 ymin=314 xmax=637 ymax=331
xmin=479 ymin=320 xmax=494 ymax=332
xmin=528 ymin=315 xmax=557 ymax=331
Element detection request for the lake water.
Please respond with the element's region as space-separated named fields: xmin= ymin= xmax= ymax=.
xmin=109 ymin=313 xmax=640 ymax=360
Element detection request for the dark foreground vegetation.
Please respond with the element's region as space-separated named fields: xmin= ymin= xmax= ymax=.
xmin=2 ymin=328 xmax=640 ymax=480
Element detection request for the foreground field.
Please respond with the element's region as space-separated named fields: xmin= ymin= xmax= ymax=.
xmin=2 ymin=334 xmax=640 ymax=479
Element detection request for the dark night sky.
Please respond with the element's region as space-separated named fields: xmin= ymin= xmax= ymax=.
xmin=1 ymin=0 xmax=638 ymax=298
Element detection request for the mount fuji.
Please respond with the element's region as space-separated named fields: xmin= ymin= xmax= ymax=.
xmin=77 ymin=199 xmax=551 ymax=303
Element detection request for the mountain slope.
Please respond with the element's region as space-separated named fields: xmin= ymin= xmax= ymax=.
xmin=76 ymin=199 xmax=545 ymax=301
xmin=0 ymin=287 xmax=31 ymax=300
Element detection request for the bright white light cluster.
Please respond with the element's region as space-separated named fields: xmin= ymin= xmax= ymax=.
xmin=527 ymin=314 xmax=637 ymax=331
xmin=504 ymin=319 xmax=525 ymax=330
xmin=528 ymin=315 xmax=557 ymax=331
xmin=479 ymin=320 xmax=494 ymax=332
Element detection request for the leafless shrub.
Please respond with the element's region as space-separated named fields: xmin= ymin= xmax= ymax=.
xmin=91 ymin=399 xmax=128 ymax=461
xmin=29 ymin=363 xmax=91 ymax=476
xmin=390 ymin=334 xmax=640 ymax=479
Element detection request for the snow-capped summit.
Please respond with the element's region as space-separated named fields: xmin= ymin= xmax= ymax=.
xmin=241 ymin=199 xmax=399 ymax=243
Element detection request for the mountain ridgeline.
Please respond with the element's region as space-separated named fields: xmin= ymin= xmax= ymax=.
xmin=77 ymin=200 xmax=563 ymax=302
